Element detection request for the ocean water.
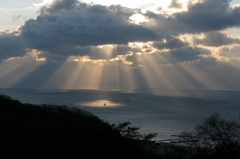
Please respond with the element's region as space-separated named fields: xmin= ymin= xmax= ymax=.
xmin=1 ymin=88 xmax=240 ymax=140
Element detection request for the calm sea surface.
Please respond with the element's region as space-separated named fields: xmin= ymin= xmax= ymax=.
xmin=1 ymin=88 xmax=240 ymax=140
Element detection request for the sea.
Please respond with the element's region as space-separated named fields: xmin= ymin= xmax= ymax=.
xmin=1 ymin=88 xmax=240 ymax=140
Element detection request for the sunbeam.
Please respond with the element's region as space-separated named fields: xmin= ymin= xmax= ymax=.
xmin=0 ymin=55 xmax=44 ymax=88
xmin=43 ymin=56 xmax=105 ymax=90
xmin=136 ymin=52 xmax=173 ymax=89
xmin=178 ymin=62 xmax=238 ymax=90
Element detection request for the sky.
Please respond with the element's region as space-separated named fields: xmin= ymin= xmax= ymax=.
xmin=0 ymin=0 xmax=240 ymax=91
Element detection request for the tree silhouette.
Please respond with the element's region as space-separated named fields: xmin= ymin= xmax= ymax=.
xmin=175 ymin=112 xmax=240 ymax=158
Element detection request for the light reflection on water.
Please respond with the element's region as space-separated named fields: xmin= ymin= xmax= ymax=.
xmin=75 ymin=100 xmax=124 ymax=108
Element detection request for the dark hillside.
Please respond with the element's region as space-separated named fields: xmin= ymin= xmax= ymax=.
xmin=0 ymin=94 xmax=159 ymax=159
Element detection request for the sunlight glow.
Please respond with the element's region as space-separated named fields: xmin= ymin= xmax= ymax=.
xmin=0 ymin=55 xmax=44 ymax=87
xmin=96 ymin=45 xmax=115 ymax=59
xmin=130 ymin=14 xmax=147 ymax=24
xmin=68 ymin=55 xmax=107 ymax=65
xmin=43 ymin=55 xmax=138 ymax=90
xmin=179 ymin=63 xmax=229 ymax=90
xmin=44 ymin=57 xmax=105 ymax=89
xmin=27 ymin=49 xmax=46 ymax=62
xmin=75 ymin=100 xmax=124 ymax=108
xmin=136 ymin=53 xmax=172 ymax=89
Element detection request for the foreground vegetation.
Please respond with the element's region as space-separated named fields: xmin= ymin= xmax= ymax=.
xmin=159 ymin=112 xmax=240 ymax=159
xmin=0 ymin=94 xmax=159 ymax=159
xmin=1 ymin=94 xmax=240 ymax=159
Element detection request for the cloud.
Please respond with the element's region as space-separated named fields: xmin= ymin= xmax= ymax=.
xmin=153 ymin=37 xmax=187 ymax=49
xmin=1 ymin=0 xmax=240 ymax=90
xmin=126 ymin=46 xmax=211 ymax=66
xmin=168 ymin=0 xmax=183 ymax=9
xmin=71 ymin=45 xmax=140 ymax=60
xmin=195 ymin=31 xmax=240 ymax=46
xmin=20 ymin=1 xmax=156 ymax=54
xmin=13 ymin=15 xmax=22 ymax=22
xmin=40 ymin=0 xmax=77 ymax=13
xmin=174 ymin=0 xmax=240 ymax=32
xmin=163 ymin=46 xmax=211 ymax=63
xmin=144 ymin=0 xmax=240 ymax=36
xmin=1 ymin=0 xmax=240 ymax=65
xmin=0 ymin=31 xmax=25 ymax=61
xmin=220 ymin=46 xmax=240 ymax=58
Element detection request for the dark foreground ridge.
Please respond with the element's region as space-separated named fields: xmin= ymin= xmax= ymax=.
xmin=0 ymin=94 xmax=159 ymax=159
xmin=2 ymin=93 xmax=240 ymax=159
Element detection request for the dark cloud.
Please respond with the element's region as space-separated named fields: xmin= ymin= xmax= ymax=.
xmin=20 ymin=1 xmax=156 ymax=55
xmin=18 ymin=1 xmax=156 ymax=59
xmin=153 ymin=37 xmax=187 ymax=49
xmin=174 ymin=0 xmax=240 ymax=32
xmin=144 ymin=0 xmax=240 ymax=36
xmin=115 ymin=45 xmax=141 ymax=55
xmin=1 ymin=0 xmax=240 ymax=64
xmin=1 ymin=0 xmax=240 ymax=90
xmin=165 ymin=46 xmax=211 ymax=63
xmin=80 ymin=45 xmax=141 ymax=60
xmin=168 ymin=0 xmax=183 ymax=9
xmin=220 ymin=46 xmax=240 ymax=58
xmin=0 ymin=31 xmax=25 ymax=61
xmin=194 ymin=31 xmax=240 ymax=46
xmin=41 ymin=0 xmax=78 ymax=13
xmin=126 ymin=46 xmax=211 ymax=66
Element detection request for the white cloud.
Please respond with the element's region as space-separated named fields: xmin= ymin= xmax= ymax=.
xmin=33 ymin=0 xmax=53 ymax=8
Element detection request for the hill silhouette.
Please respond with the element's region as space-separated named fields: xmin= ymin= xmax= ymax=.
xmin=0 ymin=94 xmax=159 ymax=159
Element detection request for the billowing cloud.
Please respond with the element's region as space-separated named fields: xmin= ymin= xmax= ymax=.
xmin=126 ymin=46 xmax=211 ymax=66
xmin=0 ymin=0 xmax=159 ymax=61
xmin=153 ymin=37 xmax=187 ymax=49
xmin=20 ymin=2 xmax=156 ymax=51
xmin=0 ymin=0 xmax=240 ymax=65
xmin=194 ymin=31 xmax=240 ymax=46
xmin=174 ymin=0 xmax=240 ymax=32
xmin=0 ymin=31 xmax=25 ymax=61
xmin=168 ymin=0 xmax=183 ymax=9
xmin=220 ymin=46 xmax=240 ymax=58
xmin=144 ymin=0 xmax=240 ymax=36
xmin=0 ymin=0 xmax=240 ymax=90
xmin=41 ymin=0 xmax=78 ymax=12
xmin=166 ymin=46 xmax=211 ymax=63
